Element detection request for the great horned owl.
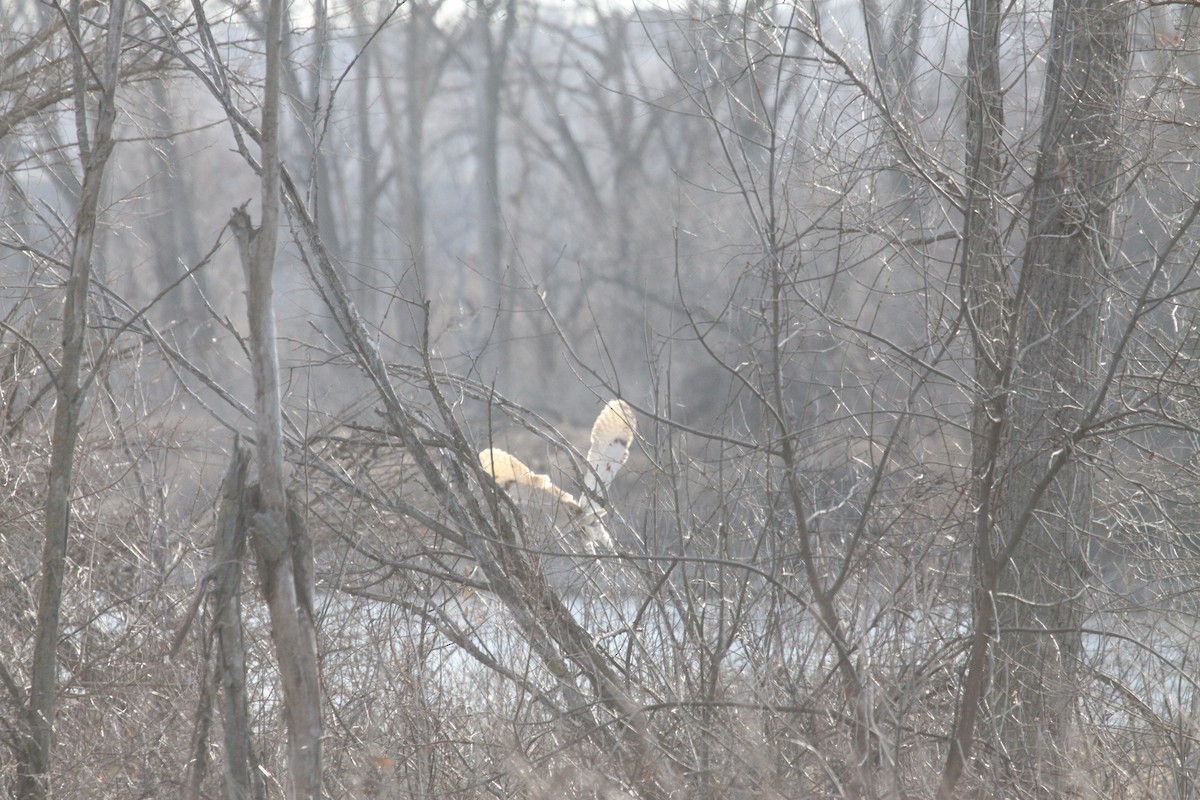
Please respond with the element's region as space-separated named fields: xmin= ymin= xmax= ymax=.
xmin=479 ymin=399 xmax=637 ymax=553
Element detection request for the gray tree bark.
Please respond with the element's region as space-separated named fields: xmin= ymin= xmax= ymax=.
xmin=470 ymin=0 xmax=518 ymax=376
xmin=937 ymin=0 xmax=1008 ymax=790
xmin=375 ymin=0 xmax=449 ymax=335
xmin=17 ymin=3 xmax=127 ymax=797
xmin=990 ymin=0 xmax=1131 ymax=782
xmin=214 ymin=445 xmax=267 ymax=800
xmin=232 ymin=1 xmax=323 ymax=796
xmin=990 ymin=0 xmax=1131 ymax=794
xmin=942 ymin=0 xmax=1132 ymax=794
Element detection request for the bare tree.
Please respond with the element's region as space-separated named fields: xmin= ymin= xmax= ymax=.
xmin=228 ymin=0 xmax=323 ymax=796
xmin=940 ymin=0 xmax=1135 ymax=793
xmin=989 ymin=0 xmax=1133 ymax=790
xmin=936 ymin=0 xmax=1014 ymax=788
xmin=385 ymin=1 xmax=453 ymax=310
xmin=16 ymin=3 xmax=128 ymax=797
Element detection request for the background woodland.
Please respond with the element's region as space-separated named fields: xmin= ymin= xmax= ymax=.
xmin=3 ymin=0 xmax=1200 ymax=797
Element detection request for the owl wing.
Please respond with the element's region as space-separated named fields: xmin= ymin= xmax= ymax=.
xmin=584 ymin=399 xmax=637 ymax=497
xmin=479 ymin=448 xmax=580 ymax=509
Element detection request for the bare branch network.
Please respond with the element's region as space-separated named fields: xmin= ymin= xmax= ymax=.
xmin=1 ymin=0 xmax=1198 ymax=798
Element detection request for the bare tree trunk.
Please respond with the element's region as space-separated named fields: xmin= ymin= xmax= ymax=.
xmin=400 ymin=5 xmax=434 ymax=299
xmin=232 ymin=1 xmax=323 ymax=796
xmin=474 ymin=0 xmax=512 ymax=283
xmin=941 ymin=0 xmax=1131 ymax=795
xmin=146 ymin=77 xmax=205 ymax=323
xmin=348 ymin=17 xmax=381 ymax=312
xmin=213 ymin=445 xmax=268 ymax=800
xmin=375 ymin=0 xmax=446 ymax=338
xmin=17 ymin=3 xmax=127 ymax=797
xmin=181 ymin=444 xmax=267 ymax=800
xmin=989 ymin=0 xmax=1131 ymax=794
xmin=182 ymin=641 xmax=216 ymax=800
xmin=471 ymin=0 xmax=518 ymax=376
xmin=937 ymin=0 xmax=1008 ymax=790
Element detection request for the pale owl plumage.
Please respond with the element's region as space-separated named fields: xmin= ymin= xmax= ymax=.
xmin=478 ymin=399 xmax=637 ymax=553
xmin=584 ymin=399 xmax=637 ymax=496
xmin=478 ymin=447 xmax=579 ymax=508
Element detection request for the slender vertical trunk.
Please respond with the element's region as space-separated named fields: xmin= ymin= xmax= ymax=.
xmin=308 ymin=0 xmax=344 ymax=261
xmin=147 ymin=77 xmax=204 ymax=321
xmin=18 ymin=4 xmax=126 ymax=797
xmin=213 ymin=446 xmax=268 ymax=800
xmin=374 ymin=1 xmax=435 ymax=329
xmin=475 ymin=2 xmax=509 ymax=283
xmin=472 ymin=0 xmax=517 ymax=377
xmin=233 ymin=1 xmax=323 ymax=796
xmin=401 ymin=7 xmax=430 ymax=305
xmin=245 ymin=0 xmax=285 ymax=509
xmin=352 ymin=36 xmax=380 ymax=300
xmin=937 ymin=0 xmax=1007 ymax=791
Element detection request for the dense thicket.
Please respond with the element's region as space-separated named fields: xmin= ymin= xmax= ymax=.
xmin=1 ymin=0 xmax=1198 ymax=797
